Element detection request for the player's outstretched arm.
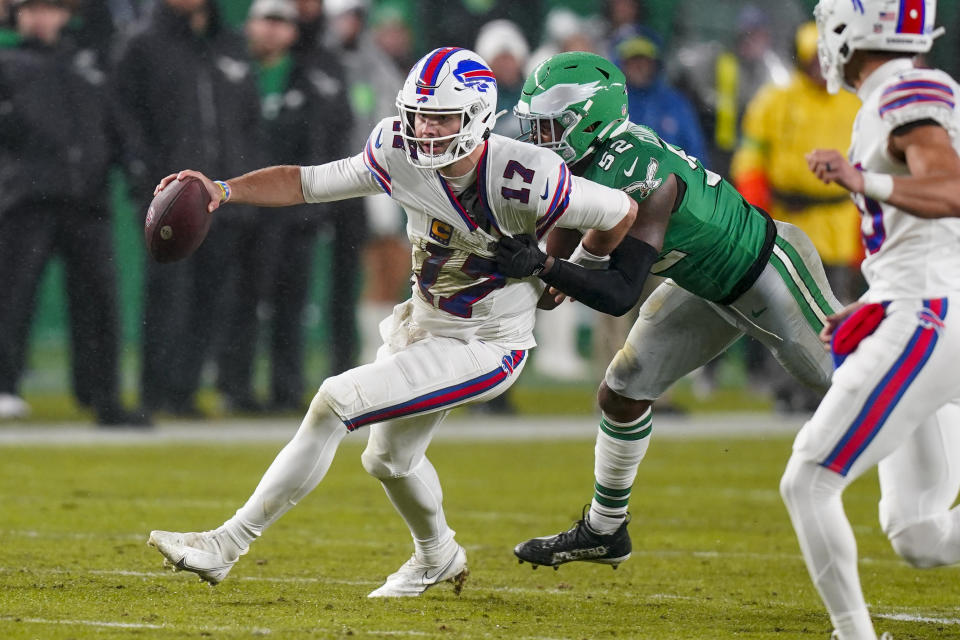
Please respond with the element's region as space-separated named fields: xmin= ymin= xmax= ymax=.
xmin=496 ymin=234 xmax=658 ymax=317
xmin=579 ymin=195 xmax=638 ymax=256
xmin=807 ymin=124 xmax=960 ymax=218
xmin=154 ymin=166 xmax=306 ymax=212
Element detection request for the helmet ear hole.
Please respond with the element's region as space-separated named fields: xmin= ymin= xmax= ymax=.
xmin=584 ymin=121 xmax=602 ymax=133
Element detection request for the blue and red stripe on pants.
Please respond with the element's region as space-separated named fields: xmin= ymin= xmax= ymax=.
xmin=822 ymin=298 xmax=948 ymax=475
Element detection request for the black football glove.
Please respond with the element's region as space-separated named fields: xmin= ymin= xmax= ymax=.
xmin=495 ymin=233 xmax=547 ymax=278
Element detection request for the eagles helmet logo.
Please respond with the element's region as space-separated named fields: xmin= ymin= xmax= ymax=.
xmin=623 ymin=159 xmax=662 ymax=198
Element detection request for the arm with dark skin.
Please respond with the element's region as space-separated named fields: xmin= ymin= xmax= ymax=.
xmin=807 ymin=122 xmax=960 ymax=218
xmin=517 ymin=174 xmax=678 ymax=313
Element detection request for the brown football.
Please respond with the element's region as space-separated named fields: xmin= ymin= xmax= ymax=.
xmin=144 ymin=177 xmax=213 ymax=263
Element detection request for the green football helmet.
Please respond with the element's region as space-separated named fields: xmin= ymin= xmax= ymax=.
xmin=515 ymin=51 xmax=628 ymax=164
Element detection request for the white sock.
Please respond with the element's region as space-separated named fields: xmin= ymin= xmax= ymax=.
xmin=359 ymin=302 xmax=394 ymax=363
xmin=378 ymin=456 xmax=457 ymax=566
xmin=588 ymin=409 xmax=652 ymax=535
xmin=781 ymin=457 xmax=876 ymax=639
xmin=831 ymin=610 xmax=878 ymax=640
xmin=220 ymin=397 xmax=347 ymax=550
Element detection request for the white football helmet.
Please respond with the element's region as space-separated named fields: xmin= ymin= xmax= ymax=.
xmin=815 ymin=0 xmax=944 ymax=94
xmin=396 ymin=47 xmax=498 ymax=169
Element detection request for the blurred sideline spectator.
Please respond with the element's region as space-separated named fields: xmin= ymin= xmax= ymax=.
xmin=475 ymin=18 xmax=528 ymax=138
xmin=668 ymin=3 xmax=794 ymax=172
xmin=66 ymin=0 xmax=146 ymax=61
xmin=289 ymin=0 xmax=364 ymax=377
xmin=370 ymin=0 xmax=413 ymax=71
xmin=214 ymin=0 xmax=353 ymax=413
xmin=614 ymin=24 xmax=705 ymax=160
xmin=324 ymin=0 xmax=407 ymax=368
xmin=0 ymin=0 xmax=149 ymax=425
xmin=732 ymin=22 xmax=863 ymax=303
xmin=417 ymin=0 xmax=543 ymax=55
xmin=113 ymin=0 xmax=264 ymax=417
xmin=527 ymin=7 xmax=601 ymax=73
xmin=730 ymin=21 xmax=862 ymax=412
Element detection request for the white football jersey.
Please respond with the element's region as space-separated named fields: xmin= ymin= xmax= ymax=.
xmin=303 ymin=116 xmax=630 ymax=347
xmin=850 ymin=58 xmax=960 ymax=301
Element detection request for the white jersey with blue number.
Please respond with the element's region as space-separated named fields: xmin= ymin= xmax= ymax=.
xmin=850 ymin=59 xmax=960 ymax=301
xmin=302 ymin=117 xmax=629 ymax=347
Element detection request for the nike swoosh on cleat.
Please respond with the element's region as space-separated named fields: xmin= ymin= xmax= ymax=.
xmin=374 ymin=130 xmax=383 ymax=148
xmin=751 ymin=307 xmax=768 ymax=318
xmin=623 ymin=158 xmax=638 ymax=177
xmin=540 ymin=180 xmax=550 ymax=200
xmin=421 ymin=554 xmax=458 ymax=582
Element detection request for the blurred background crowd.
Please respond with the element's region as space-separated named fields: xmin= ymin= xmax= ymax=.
xmin=3 ymin=0 xmax=959 ymax=426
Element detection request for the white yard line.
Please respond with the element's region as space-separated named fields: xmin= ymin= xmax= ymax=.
xmin=0 ymin=413 xmax=804 ymax=446
xmin=875 ymin=612 xmax=960 ymax=625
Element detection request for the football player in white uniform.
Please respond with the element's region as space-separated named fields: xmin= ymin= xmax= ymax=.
xmin=781 ymin=2 xmax=960 ymax=638
xmin=145 ymin=47 xmax=637 ymax=597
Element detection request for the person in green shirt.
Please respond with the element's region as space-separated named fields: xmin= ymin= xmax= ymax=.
xmin=496 ymin=51 xmax=840 ymax=569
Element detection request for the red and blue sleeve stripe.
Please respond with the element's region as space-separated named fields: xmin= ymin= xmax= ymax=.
xmin=417 ymin=47 xmax=462 ymax=95
xmin=821 ymin=298 xmax=947 ymax=476
xmin=536 ymin=163 xmax=572 ymax=239
xmin=343 ymin=350 xmax=527 ymax=430
xmin=363 ymin=138 xmax=391 ymax=195
xmin=879 ymin=80 xmax=955 ymax=117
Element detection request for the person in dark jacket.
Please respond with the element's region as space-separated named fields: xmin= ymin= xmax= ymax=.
xmin=215 ymin=0 xmax=352 ymax=413
xmin=0 ymin=0 xmax=149 ymax=425
xmin=112 ymin=0 xmax=264 ymax=416
xmin=613 ymin=24 xmax=707 ymax=162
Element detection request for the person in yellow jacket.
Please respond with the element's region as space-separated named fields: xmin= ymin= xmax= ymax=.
xmin=732 ymin=21 xmax=864 ymax=303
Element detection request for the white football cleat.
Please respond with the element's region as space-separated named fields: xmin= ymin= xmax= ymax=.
xmin=147 ymin=530 xmax=243 ymax=585
xmin=367 ymin=544 xmax=468 ymax=598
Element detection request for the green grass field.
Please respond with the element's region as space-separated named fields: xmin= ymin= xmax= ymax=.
xmin=2 ymin=430 xmax=958 ymax=639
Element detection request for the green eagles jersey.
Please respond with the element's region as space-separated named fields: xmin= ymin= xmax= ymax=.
xmin=581 ymin=123 xmax=774 ymax=303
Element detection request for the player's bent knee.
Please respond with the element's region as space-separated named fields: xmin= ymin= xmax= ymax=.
xmin=886 ymin=520 xmax=948 ymax=568
xmin=780 ymin=456 xmax=816 ymax=511
xmin=361 ymin=446 xmax=391 ymax=479
xmin=597 ymin=382 xmax=651 ymax=422
xmin=299 ymin=389 xmax=344 ymax=433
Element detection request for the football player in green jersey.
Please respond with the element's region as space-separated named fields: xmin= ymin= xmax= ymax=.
xmin=497 ymin=51 xmax=841 ymax=569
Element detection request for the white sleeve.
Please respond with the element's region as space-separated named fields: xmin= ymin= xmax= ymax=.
xmin=299 ymin=154 xmax=383 ymax=203
xmin=557 ymin=175 xmax=631 ymax=231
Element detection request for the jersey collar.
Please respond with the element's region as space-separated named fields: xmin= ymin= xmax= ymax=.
xmin=858 ymin=58 xmax=916 ymax=102
xmin=436 ymin=141 xmax=503 ymax=235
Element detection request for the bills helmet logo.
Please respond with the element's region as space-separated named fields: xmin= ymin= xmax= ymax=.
xmin=417 ymin=96 xmax=429 ymax=103
xmin=453 ymin=59 xmax=496 ymax=93
xmin=917 ymin=308 xmax=945 ymax=332
xmin=501 ymin=355 xmax=515 ymax=374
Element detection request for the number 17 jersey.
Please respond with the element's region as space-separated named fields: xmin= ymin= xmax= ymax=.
xmin=335 ymin=116 xmax=631 ymax=347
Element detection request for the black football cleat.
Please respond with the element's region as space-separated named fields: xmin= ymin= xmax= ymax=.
xmin=514 ymin=506 xmax=631 ymax=569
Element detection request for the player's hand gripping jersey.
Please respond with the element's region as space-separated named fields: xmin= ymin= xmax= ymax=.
xmin=582 ymin=123 xmax=776 ymax=304
xmin=849 ymin=60 xmax=960 ymax=300
xmin=301 ymin=117 xmax=630 ymax=346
